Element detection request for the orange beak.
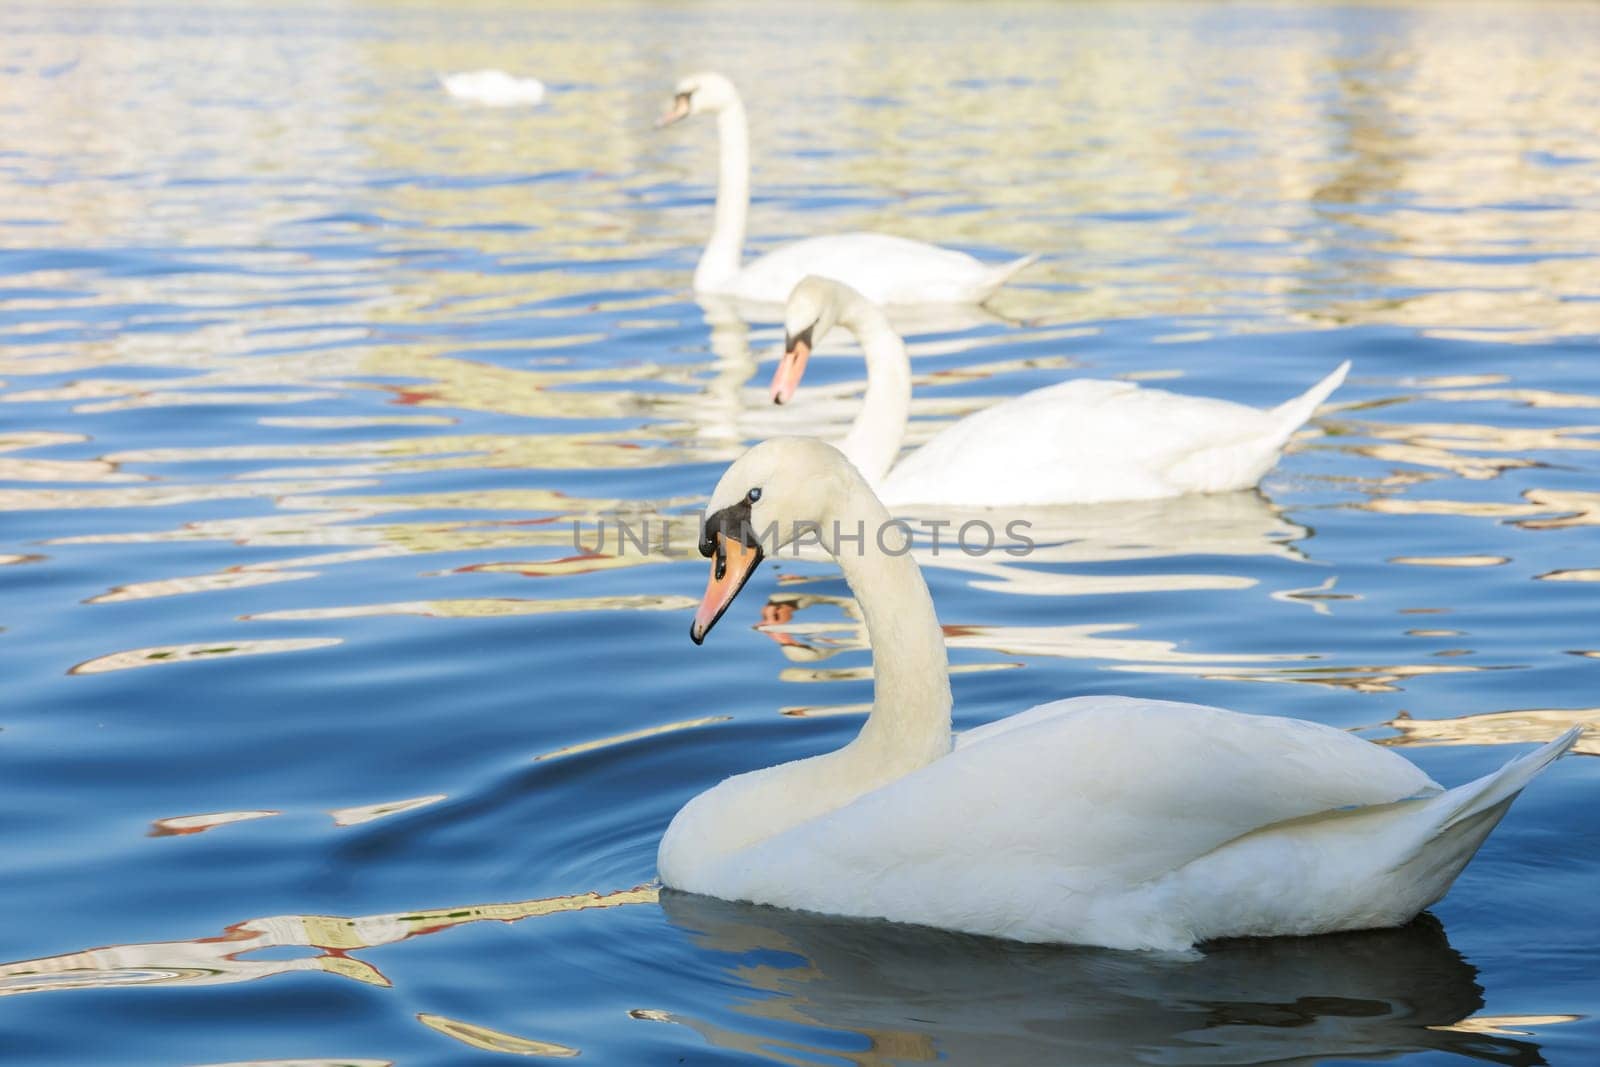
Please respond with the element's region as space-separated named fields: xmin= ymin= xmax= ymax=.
xmin=656 ymin=93 xmax=691 ymax=129
xmin=771 ymin=336 xmax=811 ymax=405
xmin=691 ymin=533 xmax=763 ymax=644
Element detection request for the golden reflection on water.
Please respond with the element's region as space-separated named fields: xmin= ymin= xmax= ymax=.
xmin=146 ymin=796 xmax=453 ymax=835
xmin=1324 ymin=401 xmax=1600 ymax=488
xmin=780 ymin=665 xmax=1018 ymax=691
xmin=1538 ymin=569 xmax=1600 ymax=582
xmin=1121 ymin=661 xmax=1510 ymax=695
xmin=1270 ymin=576 xmax=1359 ymax=616
xmin=5 ymin=273 xmax=1596 ymax=658
xmin=54 ymin=498 xmax=707 ymax=606
xmin=1380 ymin=708 xmax=1600 ymax=756
xmin=78 ymin=390 xmax=340 ymax=415
xmin=0 ymin=479 xmax=376 ymax=512
xmin=752 ymin=593 xmax=1312 ymax=678
xmin=415 ymin=1013 xmax=579 ymax=1058
xmin=1360 ymin=487 xmax=1600 ymax=529
xmin=148 ymin=811 xmax=279 ymax=838
xmin=108 ymin=428 xmax=713 ymax=477
xmin=11 ymin=339 xmax=1340 ymax=617
xmin=328 ymin=794 xmax=449 ymax=828
xmin=70 ymin=639 xmax=343 ymax=676
xmin=763 ymin=491 xmax=1303 ymax=611
xmin=90 ymin=569 xmax=321 ymax=605
xmin=1431 ymin=1014 xmax=1583 ymax=1037
xmin=250 ymin=594 xmax=698 ymax=622
xmin=630 ymin=1001 xmax=937 ymax=1066
xmin=0 ymin=430 xmax=143 ymax=483
xmin=0 ymin=885 xmax=658 ymax=999
xmin=259 ymin=415 xmax=458 ymax=429
xmin=1514 ymin=489 xmax=1600 ymax=530
xmin=533 ymin=716 xmax=732 ymax=763
xmin=3 ymin=7 xmax=1596 ymax=387
xmin=1425 ymin=388 xmax=1600 ymax=410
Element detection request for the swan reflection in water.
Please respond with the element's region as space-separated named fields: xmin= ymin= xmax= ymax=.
xmin=657 ymin=891 xmax=1549 ymax=1066
xmin=760 ymin=489 xmax=1308 ymax=608
xmin=882 ymin=489 xmax=1308 ymax=597
xmin=746 ymin=489 xmax=1317 ymax=674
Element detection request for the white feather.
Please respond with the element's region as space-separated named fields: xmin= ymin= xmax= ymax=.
xmin=883 ymin=365 xmax=1348 ymax=506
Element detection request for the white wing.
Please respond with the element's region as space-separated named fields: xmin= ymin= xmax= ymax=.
xmin=881 ymin=369 xmax=1343 ymax=507
xmin=707 ymin=697 xmax=1438 ymax=941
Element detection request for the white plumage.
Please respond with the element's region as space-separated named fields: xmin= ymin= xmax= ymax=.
xmin=662 ymin=438 xmax=1579 ymax=950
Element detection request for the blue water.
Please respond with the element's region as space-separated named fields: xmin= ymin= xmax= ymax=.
xmin=3 ymin=2 xmax=1600 ymax=1063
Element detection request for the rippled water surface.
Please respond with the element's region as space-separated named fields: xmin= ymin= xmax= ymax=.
xmin=3 ymin=2 xmax=1600 ymax=1063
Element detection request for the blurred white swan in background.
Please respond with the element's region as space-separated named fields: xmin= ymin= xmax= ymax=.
xmin=658 ymin=72 xmax=1035 ymax=307
xmin=439 ymin=70 xmax=545 ymax=107
xmin=774 ymin=276 xmax=1350 ymax=507
xmin=661 ymin=438 xmax=1578 ymax=951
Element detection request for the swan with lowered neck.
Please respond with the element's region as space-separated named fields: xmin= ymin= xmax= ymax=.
xmin=772 ymin=276 xmax=1351 ymax=507
xmin=658 ymin=438 xmax=1578 ymax=951
xmin=658 ymin=73 xmax=1036 ymax=307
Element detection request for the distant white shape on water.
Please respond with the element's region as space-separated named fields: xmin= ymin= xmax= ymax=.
xmin=439 ymin=69 xmax=545 ymax=107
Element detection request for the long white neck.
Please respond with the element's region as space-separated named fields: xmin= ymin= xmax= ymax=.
xmin=829 ymin=481 xmax=952 ymax=766
xmin=835 ymin=295 xmax=911 ymax=489
xmin=658 ymin=473 xmax=951 ymax=889
xmin=692 ymin=98 xmax=749 ymax=291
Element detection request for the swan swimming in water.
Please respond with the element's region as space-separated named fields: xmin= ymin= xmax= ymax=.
xmin=658 ymin=73 xmax=1036 ymax=307
xmin=772 ymin=275 xmax=1350 ymax=507
xmin=439 ymin=70 xmax=545 ymax=107
xmin=658 ymin=437 xmax=1579 ymax=951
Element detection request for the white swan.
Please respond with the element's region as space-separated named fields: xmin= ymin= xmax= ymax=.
xmin=439 ymin=70 xmax=545 ymax=107
xmin=660 ymin=437 xmax=1579 ymax=951
xmin=772 ymin=275 xmax=1350 ymax=507
xmin=658 ymin=73 xmax=1036 ymax=306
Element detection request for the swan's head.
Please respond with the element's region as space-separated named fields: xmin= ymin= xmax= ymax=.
xmin=657 ymin=71 xmax=739 ymax=127
xmin=691 ymin=437 xmax=857 ymax=643
xmin=772 ymin=276 xmax=852 ymax=405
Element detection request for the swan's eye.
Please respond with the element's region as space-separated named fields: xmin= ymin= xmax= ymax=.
xmin=747 ymin=488 xmax=762 ymax=504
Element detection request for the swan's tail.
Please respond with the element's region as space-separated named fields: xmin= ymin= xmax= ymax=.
xmin=1162 ymin=360 xmax=1351 ymax=494
xmin=1419 ymin=727 xmax=1580 ymax=841
xmin=1269 ymin=359 xmax=1350 ymax=434
xmin=1198 ymin=728 xmax=1580 ymax=939
xmin=976 ymin=253 xmax=1040 ymax=301
xmin=1386 ymin=727 xmax=1581 ymax=901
